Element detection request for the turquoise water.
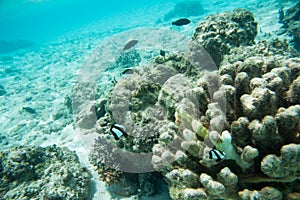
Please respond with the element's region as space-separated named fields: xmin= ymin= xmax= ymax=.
xmin=0 ymin=0 xmax=171 ymax=42
xmin=0 ymin=0 xmax=299 ymax=199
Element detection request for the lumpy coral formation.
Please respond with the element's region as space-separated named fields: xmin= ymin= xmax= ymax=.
xmin=0 ymin=145 xmax=92 ymax=199
xmin=91 ymin=8 xmax=300 ymax=199
xmin=192 ymin=9 xmax=258 ymax=67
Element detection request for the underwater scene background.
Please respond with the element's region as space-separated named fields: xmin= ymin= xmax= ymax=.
xmin=0 ymin=0 xmax=299 ymax=199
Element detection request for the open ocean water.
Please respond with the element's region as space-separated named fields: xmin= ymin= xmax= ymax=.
xmin=0 ymin=0 xmax=299 ymax=199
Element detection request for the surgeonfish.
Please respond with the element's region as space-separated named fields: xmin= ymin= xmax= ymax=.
xmin=123 ymin=40 xmax=138 ymax=51
xmin=110 ymin=123 xmax=128 ymax=140
xmin=172 ymin=18 xmax=190 ymax=26
xmin=207 ymin=148 xmax=225 ymax=162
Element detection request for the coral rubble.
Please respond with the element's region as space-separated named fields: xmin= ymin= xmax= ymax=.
xmin=0 ymin=145 xmax=92 ymax=199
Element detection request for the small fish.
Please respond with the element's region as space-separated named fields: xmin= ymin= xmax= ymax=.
xmin=110 ymin=123 xmax=128 ymax=140
xmin=278 ymin=6 xmax=284 ymax=23
xmin=123 ymin=40 xmax=138 ymax=51
xmin=172 ymin=18 xmax=190 ymax=26
xmin=160 ymin=50 xmax=166 ymax=57
xmin=207 ymin=149 xmax=225 ymax=162
xmin=122 ymin=68 xmax=134 ymax=75
xmin=22 ymin=106 xmax=37 ymax=114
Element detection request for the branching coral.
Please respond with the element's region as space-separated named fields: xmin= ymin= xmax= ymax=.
xmin=261 ymin=143 xmax=300 ymax=179
xmin=239 ymin=187 xmax=283 ymax=200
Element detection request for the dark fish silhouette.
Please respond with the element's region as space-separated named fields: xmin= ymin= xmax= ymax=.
xmin=122 ymin=68 xmax=134 ymax=74
xmin=172 ymin=18 xmax=191 ymax=26
xmin=123 ymin=40 xmax=138 ymax=50
xmin=160 ymin=50 xmax=166 ymax=57
xmin=22 ymin=106 xmax=37 ymax=114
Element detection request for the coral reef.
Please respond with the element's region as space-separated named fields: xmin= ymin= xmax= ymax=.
xmin=165 ymin=167 xmax=240 ymax=199
xmin=0 ymin=145 xmax=92 ymax=199
xmin=192 ymin=9 xmax=258 ymax=66
xmin=281 ymin=1 xmax=300 ymax=51
xmin=261 ymin=143 xmax=300 ymax=179
xmin=91 ymin=8 xmax=300 ymax=200
xmin=239 ymin=186 xmax=282 ymax=200
xmin=164 ymin=0 xmax=206 ymax=21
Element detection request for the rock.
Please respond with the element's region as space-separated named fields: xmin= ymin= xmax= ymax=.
xmin=0 ymin=145 xmax=92 ymax=199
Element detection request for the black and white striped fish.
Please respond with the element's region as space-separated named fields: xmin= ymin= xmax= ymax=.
xmin=207 ymin=149 xmax=225 ymax=162
xmin=110 ymin=123 xmax=128 ymax=140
